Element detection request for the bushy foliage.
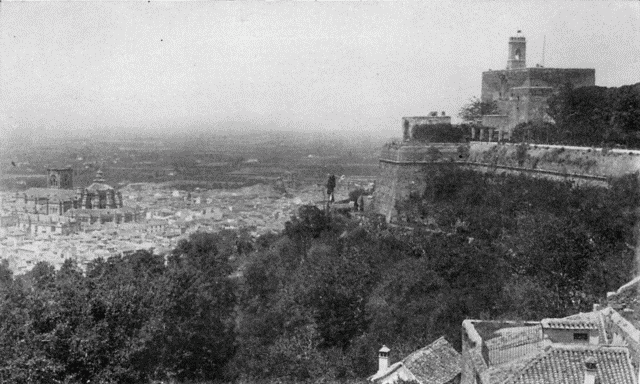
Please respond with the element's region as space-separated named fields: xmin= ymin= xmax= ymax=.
xmin=235 ymin=167 xmax=637 ymax=381
xmin=511 ymin=122 xmax=561 ymax=144
xmin=0 ymin=233 xmax=236 ymax=383
xmin=545 ymin=83 xmax=640 ymax=147
xmin=458 ymin=97 xmax=499 ymax=123
xmin=1 ymin=168 xmax=637 ymax=382
xmin=411 ymin=124 xmax=467 ymax=143
xmin=402 ymin=168 xmax=638 ymax=314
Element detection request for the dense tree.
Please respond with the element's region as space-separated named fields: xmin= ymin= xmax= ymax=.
xmin=0 ymin=235 xmax=237 ymax=383
xmin=153 ymin=233 xmax=237 ymax=382
xmin=0 ymin=167 xmax=637 ymax=383
xmin=546 ymin=83 xmax=640 ymax=147
xmin=284 ymin=205 xmax=331 ymax=258
xmin=458 ymin=96 xmax=499 ymax=123
xmin=511 ymin=121 xmax=560 ymax=144
xmin=411 ymin=123 xmax=467 ymax=143
xmin=547 ymin=85 xmax=611 ymax=146
xmin=298 ymin=244 xmax=375 ymax=350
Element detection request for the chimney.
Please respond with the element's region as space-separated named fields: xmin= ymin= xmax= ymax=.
xmin=584 ymin=356 xmax=597 ymax=384
xmin=377 ymin=345 xmax=390 ymax=374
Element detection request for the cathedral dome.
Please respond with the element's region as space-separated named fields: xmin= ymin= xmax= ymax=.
xmin=85 ymin=170 xmax=114 ymax=192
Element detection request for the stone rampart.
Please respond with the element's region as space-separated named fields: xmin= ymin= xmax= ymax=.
xmin=373 ymin=142 xmax=640 ymax=222
xmin=469 ymin=142 xmax=640 ymax=179
xmin=374 ymin=143 xmax=461 ymax=221
xmin=380 ymin=143 xmax=462 ymax=163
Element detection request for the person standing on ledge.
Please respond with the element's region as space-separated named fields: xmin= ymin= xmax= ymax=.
xmin=326 ymin=174 xmax=336 ymax=203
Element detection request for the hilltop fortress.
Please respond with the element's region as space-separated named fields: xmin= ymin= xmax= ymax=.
xmin=478 ymin=32 xmax=595 ymax=140
xmin=372 ymin=33 xmax=639 ymax=222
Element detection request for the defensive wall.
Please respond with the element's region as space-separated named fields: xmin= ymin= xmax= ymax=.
xmin=376 ymin=143 xmax=462 ymax=222
xmin=373 ymin=141 xmax=640 ymax=221
xmin=469 ymin=142 xmax=640 ymax=179
xmin=481 ymin=68 xmax=596 ymax=103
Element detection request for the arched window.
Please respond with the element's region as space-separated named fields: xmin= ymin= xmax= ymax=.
xmin=514 ymin=49 xmax=521 ymax=61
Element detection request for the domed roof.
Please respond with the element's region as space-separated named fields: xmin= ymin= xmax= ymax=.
xmin=86 ymin=170 xmax=114 ymax=192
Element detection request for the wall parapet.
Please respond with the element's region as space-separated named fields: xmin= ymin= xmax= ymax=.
xmin=469 ymin=142 xmax=640 ymax=180
xmin=374 ymin=141 xmax=640 ymax=222
xmin=463 ymin=162 xmax=609 ymax=182
xmin=471 ymin=141 xmax=640 ymax=155
xmin=377 ymin=159 xmax=609 ymax=183
xmin=380 ymin=144 xmax=462 ymax=163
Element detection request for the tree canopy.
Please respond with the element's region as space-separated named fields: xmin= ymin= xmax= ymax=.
xmin=0 ymin=168 xmax=637 ymax=382
xmin=0 ymin=233 xmax=237 ymax=383
xmin=458 ymin=96 xmax=499 ymax=123
xmin=538 ymin=83 xmax=639 ymax=147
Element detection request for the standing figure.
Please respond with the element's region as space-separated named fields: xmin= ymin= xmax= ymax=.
xmin=326 ymin=174 xmax=336 ymax=203
xmin=357 ymin=194 xmax=364 ymax=212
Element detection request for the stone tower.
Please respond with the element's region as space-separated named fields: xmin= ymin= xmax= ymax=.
xmin=481 ymin=33 xmax=594 ymax=135
xmin=507 ymin=31 xmax=526 ymax=69
xmin=47 ymin=167 xmax=73 ymax=189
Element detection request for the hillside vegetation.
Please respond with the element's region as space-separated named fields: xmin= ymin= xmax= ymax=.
xmin=0 ymin=167 xmax=637 ymax=383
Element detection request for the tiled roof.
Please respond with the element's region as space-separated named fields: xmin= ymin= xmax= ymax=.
xmin=368 ymin=361 xmax=413 ymax=383
xmin=369 ymin=337 xmax=461 ymax=384
xmin=504 ymin=345 xmax=636 ymax=384
xmin=402 ymin=336 xmax=461 ymax=384
xmin=483 ymin=326 xmax=546 ymax=366
xmin=540 ymin=318 xmax=598 ymax=330
xmin=485 ymin=326 xmax=543 ymax=348
xmin=560 ymin=311 xmax=608 ymax=344
xmin=481 ymin=353 xmax=539 ymax=384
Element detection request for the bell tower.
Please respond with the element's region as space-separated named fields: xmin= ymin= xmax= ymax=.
xmin=47 ymin=167 xmax=73 ymax=189
xmin=507 ymin=31 xmax=526 ymax=69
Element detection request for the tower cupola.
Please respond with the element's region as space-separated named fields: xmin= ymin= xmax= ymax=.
xmin=93 ymin=169 xmax=106 ymax=183
xmin=507 ymin=30 xmax=526 ymax=69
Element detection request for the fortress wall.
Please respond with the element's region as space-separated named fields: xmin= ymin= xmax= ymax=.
xmin=468 ymin=142 xmax=640 ymax=179
xmin=481 ymin=68 xmax=596 ymax=103
xmin=380 ymin=143 xmax=462 ymax=163
xmin=373 ymin=144 xmax=462 ymax=221
xmin=374 ymin=161 xmax=425 ymax=222
xmin=481 ymin=70 xmax=529 ymax=102
xmin=481 ymin=68 xmax=596 ymax=132
xmin=527 ymin=68 xmax=595 ymax=88
xmin=373 ymin=142 xmax=640 ymax=221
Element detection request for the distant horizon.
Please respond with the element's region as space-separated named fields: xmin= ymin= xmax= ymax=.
xmin=2 ymin=1 xmax=638 ymax=143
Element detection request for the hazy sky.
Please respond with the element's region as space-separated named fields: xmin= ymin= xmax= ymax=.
xmin=1 ymin=1 xmax=638 ymax=141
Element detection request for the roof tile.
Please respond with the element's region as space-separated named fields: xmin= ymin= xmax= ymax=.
xmin=505 ymin=345 xmax=636 ymax=384
xmin=540 ymin=318 xmax=599 ymax=330
xmin=402 ymin=337 xmax=461 ymax=384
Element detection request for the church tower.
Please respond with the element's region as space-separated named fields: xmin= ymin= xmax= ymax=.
xmin=47 ymin=167 xmax=73 ymax=189
xmin=507 ymin=31 xmax=526 ymax=69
